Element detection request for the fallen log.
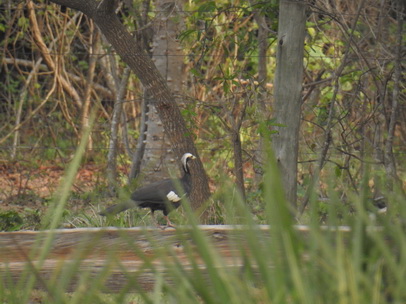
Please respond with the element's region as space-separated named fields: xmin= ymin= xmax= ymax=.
xmin=0 ymin=225 xmax=351 ymax=293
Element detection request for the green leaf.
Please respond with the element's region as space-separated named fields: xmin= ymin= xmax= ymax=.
xmin=335 ymin=165 xmax=342 ymax=177
xmin=179 ymin=29 xmax=197 ymax=42
xmin=198 ymin=1 xmax=217 ymax=14
xmin=0 ymin=211 xmax=23 ymax=231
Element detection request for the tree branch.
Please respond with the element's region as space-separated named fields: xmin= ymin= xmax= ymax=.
xmin=40 ymin=0 xmax=211 ymax=209
xmin=28 ymin=0 xmax=83 ymax=107
xmin=42 ymin=0 xmax=97 ymax=16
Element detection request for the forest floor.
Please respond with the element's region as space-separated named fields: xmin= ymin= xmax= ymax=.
xmin=0 ymin=160 xmax=112 ymax=230
xmin=0 ymin=162 xmax=101 ymax=207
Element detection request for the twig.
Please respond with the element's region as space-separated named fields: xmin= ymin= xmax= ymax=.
xmin=298 ymin=0 xmax=367 ymax=217
xmin=27 ymin=0 xmax=82 ymax=108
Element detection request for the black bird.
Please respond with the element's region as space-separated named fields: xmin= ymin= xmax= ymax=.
xmin=100 ymin=153 xmax=196 ymax=228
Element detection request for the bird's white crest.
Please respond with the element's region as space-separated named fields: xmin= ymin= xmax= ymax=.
xmin=167 ymin=191 xmax=181 ymax=202
xmin=181 ymin=153 xmax=196 ymax=172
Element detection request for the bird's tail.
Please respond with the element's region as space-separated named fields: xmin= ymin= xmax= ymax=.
xmin=99 ymin=201 xmax=134 ymax=216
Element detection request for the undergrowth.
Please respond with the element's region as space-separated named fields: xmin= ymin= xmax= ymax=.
xmin=1 ymin=121 xmax=406 ymax=303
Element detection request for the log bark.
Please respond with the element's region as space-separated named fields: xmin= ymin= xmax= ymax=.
xmin=0 ymin=226 xmax=352 ymax=293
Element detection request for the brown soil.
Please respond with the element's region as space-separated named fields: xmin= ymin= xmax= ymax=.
xmin=0 ymin=161 xmax=106 ymax=214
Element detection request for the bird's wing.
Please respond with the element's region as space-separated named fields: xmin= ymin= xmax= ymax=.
xmin=131 ymin=178 xmax=181 ymax=203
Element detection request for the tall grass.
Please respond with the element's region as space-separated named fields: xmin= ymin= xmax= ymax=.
xmin=1 ymin=131 xmax=405 ymax=303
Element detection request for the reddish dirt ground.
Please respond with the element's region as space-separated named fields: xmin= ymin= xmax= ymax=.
xmin=0 ymin=161 xmax=105 ymax=213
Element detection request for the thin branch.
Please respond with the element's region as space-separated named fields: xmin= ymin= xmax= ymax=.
xmin=27 ymin=0 xmax=83 ymax=108
xmin=11 ymin=58 xmax=43 ymax=159
xmin=0 ymin=78 xmax=57 ymax=145
xmin=2 ymin=57 xmax=114 ymax=98
xmin=299 ymin=0 xmax=367 ymax=217
xmin=106 ymin=66 xmax=131 ymax=194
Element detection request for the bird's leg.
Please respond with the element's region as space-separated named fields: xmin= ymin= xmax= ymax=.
xmin=150 ymin=211 xmax=160 ymax=228
xmin=163 ymin=215 xmax=176 ymax=229
xmin=151 ymin=211 xmax=172 ymax=229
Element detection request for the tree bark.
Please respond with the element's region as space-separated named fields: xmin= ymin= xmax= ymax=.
xmin=232 ymin=123 xmax=246 ymax=201
xmin=129 ymin=90 xmax=149 ymax=182
xmin=106 ymin=67 xmax=131 ymax=195
xmin=252 ymin=5 xmax=270 ymax=184
xmin=272 ymin=0 xmax=307 ymax=209
xmin=128 ymin=0 xmax=151 ymax=183
xmin=383 ymin=1 xmax=403 ymax=187
xmin=40 ymin=0 xmax=211 ymax=211
xmin=140 ymin=0 xmax=187 ymax=184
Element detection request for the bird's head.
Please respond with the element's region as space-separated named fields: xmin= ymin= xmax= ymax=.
xmin=181 ymin=152 xmax=196 ymax=173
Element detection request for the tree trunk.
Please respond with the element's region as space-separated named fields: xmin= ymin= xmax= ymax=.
xmin=106 ymin=67 xmax=131 ymax=195
xmin=231 ymin=98 xmax=249 ymax=201
xmin=140 ymin=0 xmax=187 ymax=184
xmin=272 ymin=0 xmax=307 ymax=209
xmin=252 ymin=6 xmax=269 ymax=185
xmin=128 ymin=0 xmax=151 ymax=183
xmin=383 ymin=1 xmax=403 ymax=188
xmin=42 ymin=0 xmax=211 ymax=211
xmin=129 ymin=90 xmax=149 ymax=182
xmin=232 ymin=129 xmax=246 ymax=200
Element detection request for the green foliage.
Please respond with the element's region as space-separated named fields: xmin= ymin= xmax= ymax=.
xmin=1 ymin=1 xmax=405 ymax=301
xmin=0 ymin=210 xmax=23 ymax=231
xmin=17 ymin=16 xmax=29 ymax=31
xmin=197 ymin=1 xmax=217 ymax=14
xmin=2 ymin=104 xmax=406 ymax=303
